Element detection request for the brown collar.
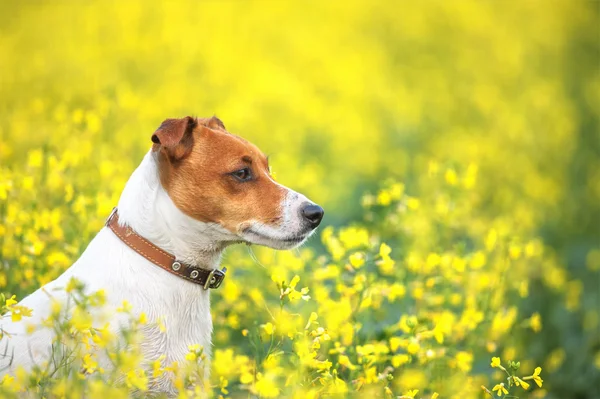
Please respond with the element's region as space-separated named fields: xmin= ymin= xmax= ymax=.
xmin=105 ymin=208 xmax=226 ymax=289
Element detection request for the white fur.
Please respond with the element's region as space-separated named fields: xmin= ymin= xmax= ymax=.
xmin=0 ymin=149 xmax=318 ymax=395
xmin=240 ymin=169 xmax=315 ymax=250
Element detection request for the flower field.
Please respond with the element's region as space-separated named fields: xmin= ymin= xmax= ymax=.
xmin=0 ymin=1 xmax=599 ymax=398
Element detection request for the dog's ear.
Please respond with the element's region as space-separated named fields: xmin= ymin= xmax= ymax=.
xmin=205 ymin=116 xmax=226 ymax=130
xmin=151 ymin=116 xmax=197 ymax=160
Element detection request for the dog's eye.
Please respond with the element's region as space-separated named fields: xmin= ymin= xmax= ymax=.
xmin=231 ymin=167 xmax=253 ymax=182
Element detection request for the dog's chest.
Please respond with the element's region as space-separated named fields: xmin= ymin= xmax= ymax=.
xmin=138 ymin=293 xmax=213 ymax=393
xmin=141 ymin=290 xmax=213 ymax=362
xmin=80 ymin=229 xmax=215 ymax=376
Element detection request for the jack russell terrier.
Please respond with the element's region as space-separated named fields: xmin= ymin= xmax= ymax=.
xmin=0 ymin=116 xmax=324 ymax=393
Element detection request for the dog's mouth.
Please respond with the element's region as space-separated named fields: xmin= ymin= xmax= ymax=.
xmin=241 ymin=227 xmax=311 ymax=249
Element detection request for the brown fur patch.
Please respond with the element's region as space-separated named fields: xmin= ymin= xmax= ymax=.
xmin=153 ymin=117 xmax=285 ymax=233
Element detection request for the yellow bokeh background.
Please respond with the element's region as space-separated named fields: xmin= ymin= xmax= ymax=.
xmin=0 ymin=1 xmax=598 ymax=398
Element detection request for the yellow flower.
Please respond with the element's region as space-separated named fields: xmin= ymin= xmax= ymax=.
xmin=157 ymin=317 xmax=166 ymax=333
xmin=470 ymin=251 xmax=486 ymax=269
xmin=288 ymin=286 xmax=311 ymax=302
xmin=490 ymin=356 xmax=502 ymax=368
xmin=338 ymin=226 xmax=370 ymax=249
xmin=82 ymin=353 xmax=98 ymax=374
xmin=392 ymin=354 xmax=410 ymax=367
xmin=377 ymin=256 xmax=395 ymax=275
xmin=65 ymin=277 xmax=82 ymax=293
xmin=337 ymin=354 xmax=357 ymax=370
xmin=138 ymin=312 xmax=147 ymax=325
xmin=91 ymin=323 xmax=114 ymax=348
xmin=426 ymin=253 xmax=441 ymax=268
xmin=444 ymin=168 xmax=457 ymax=185
xmin=126 ymin=369 xmax=148 ymax=392
xmin=513 ymin=376 xmax=530 ymax=390
xmin=188 ymin=344 xmax=201 ymax=352
xmin=364 ymin=366 xmax=378 ymax=384
xmin=390 ymin=183 xmax=404 ymax=200
xmin=406 ymin=197 xmax=420 ymax=210
xmin=90 ymin=289 xmax=106 ymax=307
xmin=5 ymin=295 xmax=17 ymax=307
xmin=51 ymin=380 xmax=68 ymax=397
xmin=454 ymin=351 xmax=473 ymax=372
xmin=529 ymin=312 xmax=542 ymax=332
xmin=349 ymin=252 xmax=365 ymax=268
xmin=431 ymin=393 xmax=439 ymax=399
xmin=71 ymin=307 xmax=92 ymax=332
xmin=377 ymin=190 xmax=392 ymax=206
xmin=492 ymin=383 xmax=508 ymax=396
xmin=27 ymin=149 xmax=43 ymax=168
xmin=404 ymin=389 xmax=419 ymax=398
xmin=255 ymin=372 xmax=280 ymax=398
xmin=185 ymin=343 xmax=204 ymax=362
xmin=262 ymin=322 xmax=275 ymax=335
xmin=0 ymin=375 xmax=17 ymax=392
xmin=379 ymin=243 xmax=392 ymax=257
xmin=531 ymin=367 xmax=543 ymax=387
xmin=10 ymin=305 xmax=33 ymax=322
xmin=407 ymin=340 xmax=420 ymax=355
xmin=152 ymin=355 xmax=166 ymax=378
xmin=305 ymin=312 xmax=318 ymax=330
xmin=398 ymin=314 xmax=418 ymax=333
xmin=289 ymin=275 xmax=300 ymax=289
xmin=241 ymin=370 xmax=254 ymax=384
xmin=509 ymin=243 xmax=522 ymax=259
xmin=117 ymin=300 xmax=132 ymax=313
xmin=388 ymin=283 xmax=406 ymax=301
xmin=389 ymin=336 xmax=403 ymax=352
xmin=220 ymin=376 xmax=229 ymax=395
xmin=485 ymin=229 xmax=498 ymax=251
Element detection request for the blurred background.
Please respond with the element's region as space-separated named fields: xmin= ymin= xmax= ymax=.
xmin=0 ymin=1 xmax=598 ymax=398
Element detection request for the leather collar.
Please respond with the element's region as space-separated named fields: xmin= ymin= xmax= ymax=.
xmin=105 ymin=208 xmax=226 ymax=289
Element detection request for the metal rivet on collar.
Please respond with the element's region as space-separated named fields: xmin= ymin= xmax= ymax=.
xmin=204 ymin=269 xmax=217 ymax=290
xmin=172 ymin=261 xmax=182 ymax=271
xmin=190 ymin=270 xmax=199 ymax=279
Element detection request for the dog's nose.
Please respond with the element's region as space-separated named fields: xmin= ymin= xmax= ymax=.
xmin=301 ymin=204 xmax=324 ymax=227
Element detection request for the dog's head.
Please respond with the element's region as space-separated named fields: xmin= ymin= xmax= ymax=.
xmin=151 ymin=116 xmax=323 ymax=250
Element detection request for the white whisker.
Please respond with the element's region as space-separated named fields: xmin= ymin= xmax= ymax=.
xmin=246 ymin=245 xmax=267 ymax=269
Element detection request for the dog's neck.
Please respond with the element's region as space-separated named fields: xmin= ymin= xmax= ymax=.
xmin=116 ymin=150 xmax=229 ymax=271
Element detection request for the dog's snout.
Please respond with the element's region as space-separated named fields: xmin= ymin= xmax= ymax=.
xmin=301 ymin=203 xmax=324 ymax=227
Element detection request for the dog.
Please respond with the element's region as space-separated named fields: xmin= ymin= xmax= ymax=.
xmin=0 ymin=116 xmax=324 ymax=394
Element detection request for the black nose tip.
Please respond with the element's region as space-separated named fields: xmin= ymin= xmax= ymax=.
xmin=301 ymin=204 xmax=324 ymax=227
